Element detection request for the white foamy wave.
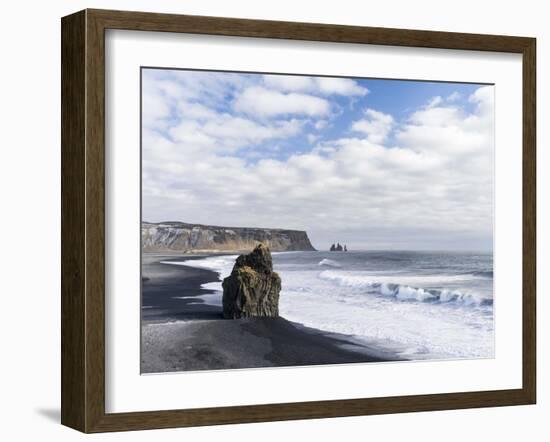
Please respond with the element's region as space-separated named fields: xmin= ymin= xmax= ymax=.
xmin=437 ymin=289 xmax=492 ymax=306
xmin=319 ymin=270 xmax=476 ymax=287
xmin=161 ymin=255 xmax=236 ymax=292
xmin=319 ymin=270 xmax=374 ymax=288
xmin=162 ymin=255 xmax=237 ymax=273
xmin=318 ymin=258 xmax=342 ymax=268
xmin=201 ymin=281 xmax=223 ymax=292
xmin=172 ymin=292 xmax=222 ymax=307
xmin=395 ymin=285 xmax=435 ymax=302
xmin=319 ymin=270 xmax=492 ymax=306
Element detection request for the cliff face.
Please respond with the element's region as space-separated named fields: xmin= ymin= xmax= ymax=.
xmin=142 ymin=221 xmax=316 ymax=253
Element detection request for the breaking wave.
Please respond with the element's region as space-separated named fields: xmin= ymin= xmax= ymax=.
xmin=319 ymin=270 xmax=492 ymax=307
xmin=318 ymin=258 xmax=342 ymax=268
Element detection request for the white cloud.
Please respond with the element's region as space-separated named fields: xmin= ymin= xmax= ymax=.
xmin=142 ymin=91 xmax=171 ymax=129
xmin=141 ymin=70 xmax=251 ymax=129
xmin=263 ymin=75 xmax=315 ymax=92
xmin=176 ymin=102 xmax=218 ymax=121
xmin=408 ymin=106 xmax=462 ymax=127
xmin=168 ymin=113 xmax=303 ymax=153
xmin=233 ymin=86 xmax=331 ymax=117
xmin=447 ymin=91 xmax=462 ymax=102
xmin=315 ymin=120 xmax=328 ymax=130
xmin=307 ymin=134 xmax=320 ymax=144
xmin=426 ymin=96 xmax=443 ymax=108
xmin=469 ymin=85 xmax=494 ymax=116
xmin=316 ymin=78 xmax=369 ymax=96
xmin=351 ymin=109 xmax=395 ymax=143
xmin=398 ymin=86 xmax=494 ymax=159
xmin=263 ymin=75 xmax=368 ymax=96
xmin=142 ymin=70 xmax=307 ymax=157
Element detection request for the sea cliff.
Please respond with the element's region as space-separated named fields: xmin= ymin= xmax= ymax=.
xmin=142 ymin=221 xmax=316 ymax=253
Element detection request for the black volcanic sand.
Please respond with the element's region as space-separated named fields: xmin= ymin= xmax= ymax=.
xmin=142 ymin=254 xmax=223 ymax=322
xmin=141 ymin=254 xmax=402 ymax=373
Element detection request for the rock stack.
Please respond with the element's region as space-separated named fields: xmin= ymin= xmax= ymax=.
xmin=222 ymin=244 xmax=282 ymax=319
xmin=329 ymin=243 xmax=347 ymax=252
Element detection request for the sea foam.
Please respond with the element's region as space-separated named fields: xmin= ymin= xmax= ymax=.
xmin=318 ymin=270 xmax=493 ymax=306
xmin=318 ymin=258 xmax=342 ymax=268
xmin=161 ymin=255 xmax=237 ymax=292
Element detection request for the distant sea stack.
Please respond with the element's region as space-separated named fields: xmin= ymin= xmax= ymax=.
xmin=329 ymin=243 xmax=348 ymax=252
xmin=222 ymin=244 xmax=281 ymax=319
xmin=142 ymin=221 xmax=316 ymax=253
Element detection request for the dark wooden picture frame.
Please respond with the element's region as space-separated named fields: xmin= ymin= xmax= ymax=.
xmin=61 ymin=8 xmax=536 ymax=433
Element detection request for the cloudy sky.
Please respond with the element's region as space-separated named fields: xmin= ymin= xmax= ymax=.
xmin=142 ymin=68 xmax=494 ymax=251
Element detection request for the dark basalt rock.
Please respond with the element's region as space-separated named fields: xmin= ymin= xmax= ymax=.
xmin=222 ymin=244 xmax=282 ymax=319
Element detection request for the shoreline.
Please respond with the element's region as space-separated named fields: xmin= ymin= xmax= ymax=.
xmin=141 ymin=252 xmax=403 ymax=373
xmin=142 ymin=253 xmax=223 ymax=322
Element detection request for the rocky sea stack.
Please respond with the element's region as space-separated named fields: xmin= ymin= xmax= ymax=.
xmin=222 ymin=244 xmax=282 ymax=319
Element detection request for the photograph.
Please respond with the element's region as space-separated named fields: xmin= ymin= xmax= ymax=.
xmin=140 ymin=68 xmax=495 ymax=374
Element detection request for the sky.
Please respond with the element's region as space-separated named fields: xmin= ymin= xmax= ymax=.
xmin=141 ymin=68 xmax=494 ymax=251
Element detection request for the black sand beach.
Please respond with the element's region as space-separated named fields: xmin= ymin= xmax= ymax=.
xmin=141 ymin=254 xmax=400 ymax=374
xmin=142 ymin=254 xmax=222 ymax=322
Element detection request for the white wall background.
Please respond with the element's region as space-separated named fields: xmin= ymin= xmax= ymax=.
xmin=0 ymin=0 xmax=546 ymax=440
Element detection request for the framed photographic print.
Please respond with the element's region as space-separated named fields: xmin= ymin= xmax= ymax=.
xmin=61 ymin=9 xmax=536 ymax=433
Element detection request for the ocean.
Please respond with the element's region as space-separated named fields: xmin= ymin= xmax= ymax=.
xmin=161 ymin=250 xmax=494 ymax=361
